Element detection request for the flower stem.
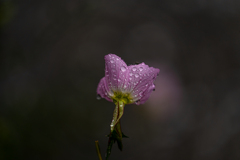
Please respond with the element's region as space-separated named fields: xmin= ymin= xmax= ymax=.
xmin=110 ymin=101 xmax=125 ymax=131
xmin=106 ymin=101 xmax=125 ymax=159
xmin=95 ymin=140 xmax=103 ymax=160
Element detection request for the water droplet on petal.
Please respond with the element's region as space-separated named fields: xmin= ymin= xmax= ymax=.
xmin=129 ymin=73 xmax=133 ymax=76
xmin=110 ymin=59 xmax=114 ymax=63
xmin=118 ymin=79 xmax=121 ymax=82
xmin=132 ymin=67 xmax=137 ymax=72
xmin=96 ymin=94 xmax=101 ymax=100
xmin=120 ymin=66 xmax=126 ymax=72
xmin=139 ymin=67 xmax=143 ymax=71
xmin=135 ymin=74 xmax=139 ymax=78
xmin=129 ymin=77 xmax=132 ymax=80
xmin=135 ymin=100 xmax=140 ymax=104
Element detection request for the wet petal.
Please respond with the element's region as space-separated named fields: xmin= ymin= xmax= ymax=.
xmin=97 ymin=77 xmax=112 ymax=102
xmin=136 ymin=84 xmax=156 ymax=105
xmin=127 ymin=63 xmax=159 ymax=103
xmin=104 ymin=54 xmax=129 ymax=93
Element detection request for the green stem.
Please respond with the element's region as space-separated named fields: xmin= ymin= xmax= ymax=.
xmin=110 ymin=101 xmax=125 ymax=131
xmin=95 ymin=140 xmax=103 ymax=160
xmin=106 ymin=101 xmax=125 ymax=160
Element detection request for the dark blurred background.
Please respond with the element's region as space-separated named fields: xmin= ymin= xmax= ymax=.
xmin=1 ymin=0 xmax=240 ymax=160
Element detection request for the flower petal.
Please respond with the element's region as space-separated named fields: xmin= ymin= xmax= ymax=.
xmin=104 ymin=54 xmax=129 ymax=93
xmin=126 ymin=63 xmax=160 ymax=104
xmin=97 ymin=77 xmax=112 ymax=102
xmin=136 ymin=84 xmax=156 ymax=105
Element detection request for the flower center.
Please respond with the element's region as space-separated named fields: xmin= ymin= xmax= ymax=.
xmin=112 ymin=91 xmax=133 ymax=104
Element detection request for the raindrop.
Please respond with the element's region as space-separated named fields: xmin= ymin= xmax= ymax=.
xmin=135 ymin=100 xmax=140 ymax=104
xmin=118 ymin=79 xmax=121 ymax=82
xmin=135 ymin=74 xmax=139 ymax=78
xmin=116 ymin=58 xmax=119 ymax=60
xmin=113 ymin=78 xmax=117 ymax=81
xmin=129 ymin=77 xmax=132 ymax=80
xmin=146 ymin=84 xmax=148 ymax=87
xmin=110 ymin=59 xmax=114 ymax=63
xmin=139 ymin=67 xmax=143 ymax=71
xmin=132 ymin=67 xmax=137 ymax=72
xmin=129 ymin=73 xmax=133 ymax=76
xmin=120 ymin=66 xmax=126 ymax=72
xmin=124 ymin=85 xmax=127 ymax=88
xmin=96 ymin=94 xmax=101 ymax=100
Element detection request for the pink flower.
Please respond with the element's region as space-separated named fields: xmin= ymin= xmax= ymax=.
xmin=97 ymin=54 xmax=160 ymax=105
xmin=97 ymin=54 xmax=160 ymax=158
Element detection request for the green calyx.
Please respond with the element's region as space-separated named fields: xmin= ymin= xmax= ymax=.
xmin=112 ymin=92 xmax=133 ymax=105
